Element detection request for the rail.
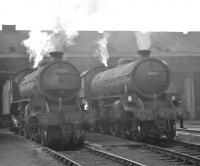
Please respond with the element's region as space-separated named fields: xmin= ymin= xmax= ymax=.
xmin=177 ymin=128 xmax=200 ymax=134
xmin=83 ymin=144 xmax=146 ymax=166
xmin=42 ymin=144 xmax=146 ymax=166
xmin=143 ymin=139 xmax=200 ymax=165
xmin=42 ymin=147 xmax=81 ymax=166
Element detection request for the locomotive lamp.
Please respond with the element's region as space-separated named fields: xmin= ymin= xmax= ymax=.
xmin=84 ymin=101 xmax=89 ymax=111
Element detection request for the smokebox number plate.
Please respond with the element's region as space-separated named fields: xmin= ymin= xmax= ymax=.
xmin=146 ymin=71 xmax=160 ymax=81
xmin=56 ymin=68 xmax=68 ymax=83
xmin=56 ymin=68 xmax=68 ymax=74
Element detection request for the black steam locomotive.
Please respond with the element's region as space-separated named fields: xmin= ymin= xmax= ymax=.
xmin=2 ymin=52 xmax=85 ymax=146
xmin=80 ymin=50 xmax=177 ymax=141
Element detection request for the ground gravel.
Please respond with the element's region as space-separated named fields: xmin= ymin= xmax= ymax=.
xmin=0 ymin=129 xmax=64 ymax=166
xmin=85 ymin=132 xmax=178 ymax=166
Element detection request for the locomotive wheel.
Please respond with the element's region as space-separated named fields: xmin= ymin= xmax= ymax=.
xmin=30 ymin=128 xmax=36 ymax=141
xmin=119 ymin=123 xmax=126 ymax=138
xmin=120 ymin=128 xmax=126 ymax=138
xmin=109 ymin=120 xmax=119 ymax=137
xmin=74 ymin=128 xmax=85 ymax=145
xmin=90 ymin=125 xmax=95 ymax=132
xmin=98 ymin=122 xmax=106 ymax=134
xmin=24 ymin=126 xmax=30 ymax=139
xmin=18 ymin=127 xmax=24 ymax=136
xmin=166 ymin=120 xmax=176 ymax=141
xmin=72 ymin=126 xmax=81 ymax=144
xmin=29 ymin=128 xmax=39 ymax=142
xmin=63 ymin=125 xmax=72 ymax=144
xmin=90 ymin=122 xmax=97 ymax=132
xmin=29 ymin=129 xmax=34 ymax=141
xmin=34 ymin=129 xmax=40 ymax=143
xmin=78 ymin=130 xmax=85 ymax=145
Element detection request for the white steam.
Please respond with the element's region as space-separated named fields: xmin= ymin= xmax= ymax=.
xmin=22 ymin=31 xmax=54 ymax=68
xmin=22 ymin=30 xmax=78 ymax=68
xmin=95 ymin=32 xmax=110 ymax=66
xmin=21 ymin=0 xmax=100 ymax=68
xmin=135 ymin=32 xmax=152 ymax=50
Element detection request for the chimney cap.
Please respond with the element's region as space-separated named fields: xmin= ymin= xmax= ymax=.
xmin=137 ymin=50 xmax=151 ymax=57
xmin=49 ymin=51 xmax=64 ymax=60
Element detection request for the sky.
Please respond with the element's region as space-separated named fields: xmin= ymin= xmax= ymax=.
xmin=0 ymin=0 xmax=200 ymax=32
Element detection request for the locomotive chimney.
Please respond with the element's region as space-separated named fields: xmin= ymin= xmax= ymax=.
xmin=49 ymin=51 xmax=64 ymax=61
xmin=137 ymin=50 xmax=151 ymax=58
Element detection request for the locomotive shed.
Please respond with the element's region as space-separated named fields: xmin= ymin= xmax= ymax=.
xmin=1 ymin=25 xmax=200 ymax=120
xmin=1 ymin=25 xmax=200 ymax=165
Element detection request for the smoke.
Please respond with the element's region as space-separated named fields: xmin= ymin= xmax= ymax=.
xmin=135 ymin=32 xmax=152 ymax=50
xmin=21 ymin=0 xmax=100 ymax=68
xmin=22 ymin=31 xmax=53 ymax=68
xmin=95 ymin=32 xmax=110 ymax=66
xmin=22 ymin=29 xmax=78 ymax=68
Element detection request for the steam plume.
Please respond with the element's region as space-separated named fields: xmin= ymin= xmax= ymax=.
xmin=22 ymin=30 xmax=78 ymax=68
xmin=21 ymin=0 xmax=99 ymax=68
xmin=22 ymin=31 xmax=54 ymax=68
xmin=95 ymin=32 xmax=110 ymax=66
xmin=135 ymin=32 xmax=152 ymax=50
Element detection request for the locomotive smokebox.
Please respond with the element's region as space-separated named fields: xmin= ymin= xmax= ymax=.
xmin=137 ymin=50 xmax=151 ymax=58
xmin=49 ymin=51 xmax=64 ymax=61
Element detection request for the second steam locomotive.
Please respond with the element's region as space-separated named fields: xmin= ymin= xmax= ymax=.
xmin=80 ymin=50 xmax=178 ymax=141
xmin=3 ymin=52 xmax=85 ymax=146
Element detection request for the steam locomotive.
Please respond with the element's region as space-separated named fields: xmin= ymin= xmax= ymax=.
xmin=80 ymin=50 xmax=177 ymax=141
xmin=2 ymin=52 xmax=85 ymax=146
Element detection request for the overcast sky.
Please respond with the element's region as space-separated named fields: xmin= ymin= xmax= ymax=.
xmin=0 ymin=0 xmax=199 ymax=32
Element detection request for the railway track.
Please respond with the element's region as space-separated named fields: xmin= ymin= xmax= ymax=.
xmin=56 ymin=139 xmax=200 ymax=166
xmin=27 ymin=130 xmax=200 ymax=165
xmin=18 ymin=131 xmax=145 ymax=166
xmin=177 ymin=128 xmax=200 ymax=134
xmin=42 ymin=144 xmax=145 ymax=166
xmin=49 ymin=133 xmax=200 ymax=166
xmin=141 ymin=138 xmax=200 ymax=165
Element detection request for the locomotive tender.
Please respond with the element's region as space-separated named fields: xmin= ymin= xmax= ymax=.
xmin=2 ymin=52 xmax=85 ymax=146
xmin=80 ymin=50 xmax=177 ymax=141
